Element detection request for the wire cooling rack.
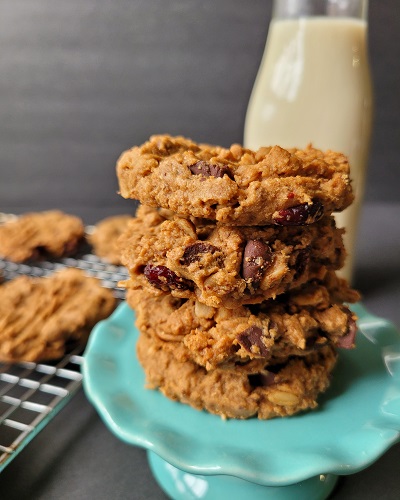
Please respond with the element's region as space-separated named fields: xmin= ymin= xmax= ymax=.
xmin=0 ymin=214 xmax=129 ymax=471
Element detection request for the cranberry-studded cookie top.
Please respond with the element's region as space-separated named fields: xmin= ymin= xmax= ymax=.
xmin=117 ymin=135 xmax=354 ymax=226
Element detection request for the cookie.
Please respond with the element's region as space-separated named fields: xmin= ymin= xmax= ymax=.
xmin=128 ymin=271 xmax=358 ymax=371
xmin=116 ymin=134 xmax=353 ymax=226
xmin=0 ymin=210 xmax=85 ymax=262
xmin=137 ymin=330 xmax=337 ymax=420
xmin=89 ymin=214 xmax=132 ymax=264
xmin=0 ymin=268 xmax=116 ymax=363
xmin=120 ymin=206 xmax=346 ymax=308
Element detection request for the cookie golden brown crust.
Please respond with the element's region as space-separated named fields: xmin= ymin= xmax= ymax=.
xmin=120 ymin=206 xmax=347 ymax=308
xmin=0 ymin=268 xmax=117 ymax=363
xmin=89 ymin=214 xmax=132 ymax=264
xmin=0 ymin=210 xmax=85 ymax=262
xmin=117 ymin=134 xmax=353 ymax=226
xmin=128 ymin=271 xmax=358 ymax=371
xmin=136 ymin=331 xmax=337 ymax=420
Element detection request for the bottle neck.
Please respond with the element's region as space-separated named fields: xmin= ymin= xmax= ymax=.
xmin=272 ymin=0 xmax=368 ymax=20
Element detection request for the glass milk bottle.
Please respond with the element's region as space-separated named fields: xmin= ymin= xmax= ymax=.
xmin=244 ymin=0 xmax=373 ymax=282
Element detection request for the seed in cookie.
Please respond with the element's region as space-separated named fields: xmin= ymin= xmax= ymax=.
xmin=242 ymin=239 xmax=273 ymax=290
xmin=143 ymin=264 xmax=193 ymax=291
xmin=273 ymin=200 xmax=324 ymax=226
xmin=267 ymin=390 xmax=300 ymax=406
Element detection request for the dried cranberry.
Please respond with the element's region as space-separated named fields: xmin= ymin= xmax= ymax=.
xmin=337 ymin=314 xmax=357 ymax=349
xmin=273 ymin=200 xmax=324 ymax=226
xmin=143 ymin=264 xmax=193 ymax=291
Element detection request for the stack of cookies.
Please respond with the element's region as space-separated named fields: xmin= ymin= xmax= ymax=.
xmin=116 ymin=134 xmax=359 ymax=420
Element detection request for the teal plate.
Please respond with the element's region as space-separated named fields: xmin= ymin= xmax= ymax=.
xmin=82 ymin=302 xmax=400 ymax=498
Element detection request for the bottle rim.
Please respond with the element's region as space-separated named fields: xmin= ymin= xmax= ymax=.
xmin=272 ymin=0 xmax=368 ymax=20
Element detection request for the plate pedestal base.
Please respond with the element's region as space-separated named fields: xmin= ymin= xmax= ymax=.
xmin=147 ymin=451 xmax=338 ymax=500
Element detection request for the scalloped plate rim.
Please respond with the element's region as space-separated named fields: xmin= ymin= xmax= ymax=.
xmin=82 ymin=301 xmax=400 ymax=486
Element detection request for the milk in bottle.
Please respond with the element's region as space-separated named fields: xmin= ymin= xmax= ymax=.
xmin=244 ymin=0 xmax=373 ymax=281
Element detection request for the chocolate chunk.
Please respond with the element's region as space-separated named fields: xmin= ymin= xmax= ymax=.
xmin=144 ymin=264 xmax=193 ymax=291
xmin=29 ymin=245 xmax=49 ymax=261
xmin=242 ymin=239 xmax=273 ymax=289
xmin=237 ymin=325 xmax=269 ymax=357
xmin=273 ymin=200 xmax=324 ymax=226
xmin=30 ymin=237 xmax=81 ymax=261
xmin=248 ymin=371 xmax=276 ymax=388
xmin=306 ymin=335 xmax=329 ymax=350
xmin=189 ymin=160 xmax=233 ymax=179
xmin=181 ymin=242 xmax=219 ymax=265
xmin=294 ymin=247 xmax=311 ymax=279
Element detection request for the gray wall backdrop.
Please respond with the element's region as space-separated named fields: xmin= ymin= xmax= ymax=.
xmin=0 ymin=0 xmax=399 ymax=223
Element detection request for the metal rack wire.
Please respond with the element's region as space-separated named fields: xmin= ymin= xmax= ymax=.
xmin=0 ymin=347 xmax=84 ymax=471
xmin=0 ymin=215 xmax=129 ymax=471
